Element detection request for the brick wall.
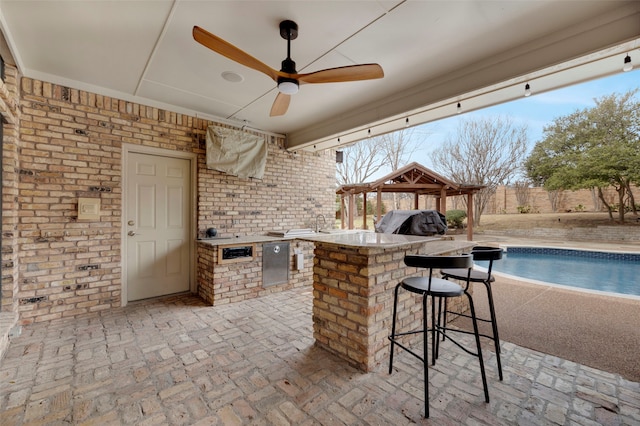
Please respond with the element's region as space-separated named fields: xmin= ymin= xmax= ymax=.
xmin=4 ymin=76 xmax=335 ymax=324
xmin=312 ymin=240 xmax=473 ymax=371
xmin=487 ymin=185 xmax=640 ymax=214
xmin=393 ymin=185 xmax=640 ymax=215
xmin=1 ymin=64 xmax=21 ymax=356
xmin=197 ymin=239 xmax=315 ymax=305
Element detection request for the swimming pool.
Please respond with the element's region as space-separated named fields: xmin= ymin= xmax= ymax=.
xmin=476 ymin=247 xmax=640 ymax=297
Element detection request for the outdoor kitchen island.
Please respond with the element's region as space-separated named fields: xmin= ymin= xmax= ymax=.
xmin=301 ymin=232 xmax=475 ymax=372
xmin=196 ymin=235 xmax=315 ymax=305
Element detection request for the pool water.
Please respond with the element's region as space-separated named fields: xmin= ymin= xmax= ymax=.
xmin=476 ymin=247 xmax=640 ymax=297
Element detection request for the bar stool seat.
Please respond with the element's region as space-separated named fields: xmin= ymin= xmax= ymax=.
xmin=440 ymin=246 xmax=504 ymax=380
xmin=388 ymin=254 xmax=490 ymax=418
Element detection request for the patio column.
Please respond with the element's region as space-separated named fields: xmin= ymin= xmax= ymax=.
xmin=414 ymin=193 xmax=419 ymax=209
xmin=376 ymin=189 xmax=382 ymax=224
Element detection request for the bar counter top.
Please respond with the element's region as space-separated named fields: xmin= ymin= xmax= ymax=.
xmin=197 ymin=231 xmax=473 ymax=253
xmin=300 ymin=232 xmax=439 ymax=248
xmin=301 ymin=231 xmax=474 ymax=253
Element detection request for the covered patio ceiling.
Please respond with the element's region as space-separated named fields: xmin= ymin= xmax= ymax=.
xmin=0 ymin=1 xmax=638 ymax=151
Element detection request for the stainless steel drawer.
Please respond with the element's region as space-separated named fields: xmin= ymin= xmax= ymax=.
xmin=263 ymin=242 xmax=289 ymax=287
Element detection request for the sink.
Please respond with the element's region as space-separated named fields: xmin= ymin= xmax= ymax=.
xmin=268 ymin=229 xmax=316 ymax=237
xmin=320 ymin=229 xmax=369 ymax=234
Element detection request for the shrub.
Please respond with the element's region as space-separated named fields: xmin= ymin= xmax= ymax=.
xmin=446 ymin=209 xmax=466 ymax=228
xmin=517 ymin=205 xmax=532 ymax=214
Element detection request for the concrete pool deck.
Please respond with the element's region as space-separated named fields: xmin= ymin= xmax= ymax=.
xmin=452 ymin=233 xmax=640 ymax=382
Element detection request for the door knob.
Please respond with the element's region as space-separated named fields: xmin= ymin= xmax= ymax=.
xmin=127 ymin=231 xmax=136 ymax=236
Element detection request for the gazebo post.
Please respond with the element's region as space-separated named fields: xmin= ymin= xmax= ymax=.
xmin=413 ymin=193 xmax=419 ymax=209
xmin=467 ymin=192 xmax=474 ymax=241
xmin=348 ymin=192 xmax=355 ymax=229
xmin=440 ymin=187 xmax=447 ymax=214
xmin=340 ymin=194 xmax=346 ymax=229
xmin=376 ymin=189 xmax=382 ymax=225
xmin=363 ymin=193 xmax=368 ymax=230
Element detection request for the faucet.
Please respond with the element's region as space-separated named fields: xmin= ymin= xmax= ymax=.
xmin=315 ymin=214 xmax=327 ymax=232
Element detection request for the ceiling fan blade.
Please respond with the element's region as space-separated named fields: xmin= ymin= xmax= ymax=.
xmin=270 ymin=92 xmax=291 ymax=117
xmin=297 ymin=64 xmax=384 ymax=84
xmin=193 ymin=26 xmax=279 ymax=81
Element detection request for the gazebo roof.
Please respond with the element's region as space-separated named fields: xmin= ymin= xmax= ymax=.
xmin=337 ymin=162 xmax=484 ymax=196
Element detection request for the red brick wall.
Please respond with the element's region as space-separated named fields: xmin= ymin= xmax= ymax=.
xmin=5 ymin=76 xmax=335 ymax=324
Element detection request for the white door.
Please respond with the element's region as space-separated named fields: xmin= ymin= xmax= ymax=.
xmin=125 ymin=152 xmax=191 ymax=301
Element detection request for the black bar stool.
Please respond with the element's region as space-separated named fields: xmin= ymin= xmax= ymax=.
xmin=388 ymin=254 xmax=490 ymax=419
xmin=440 ymin=246 xmax=504 ymax=380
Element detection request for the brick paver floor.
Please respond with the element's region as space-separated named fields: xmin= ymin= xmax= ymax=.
xmin=1 ymin=287 xmax=639 ymax=425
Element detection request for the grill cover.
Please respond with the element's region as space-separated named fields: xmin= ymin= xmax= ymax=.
xmin=375 ymin=210 xmax=447 ymax=236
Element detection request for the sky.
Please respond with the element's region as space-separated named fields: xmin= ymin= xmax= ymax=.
xmin=404 ymin=68 xmax=640 ymax=171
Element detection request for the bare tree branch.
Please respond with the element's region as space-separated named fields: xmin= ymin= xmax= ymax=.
xmin=433 ymin=116 xmax=529 ymax=225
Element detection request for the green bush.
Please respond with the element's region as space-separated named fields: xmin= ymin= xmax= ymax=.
xmin=446 ymin=209 xmax=466 ymax=228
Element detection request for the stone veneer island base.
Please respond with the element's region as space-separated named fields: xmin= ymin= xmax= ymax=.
xmin=306 ymin=232 xmax=475 ymax=372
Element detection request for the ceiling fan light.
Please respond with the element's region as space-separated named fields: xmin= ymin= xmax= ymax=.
xmin=278 ymin=79 xmax=299 ymax=95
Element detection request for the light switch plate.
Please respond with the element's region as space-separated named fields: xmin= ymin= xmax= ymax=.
xmin=78 ymin=197 xmax=100 ymax=220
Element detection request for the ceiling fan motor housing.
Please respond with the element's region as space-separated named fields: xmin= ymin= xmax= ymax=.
xmin=281 ymin=57 xmax=297 ymax=74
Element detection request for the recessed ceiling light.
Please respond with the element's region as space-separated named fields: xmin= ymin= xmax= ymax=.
xmin=221 ymin=71 xmax=244 ymax=83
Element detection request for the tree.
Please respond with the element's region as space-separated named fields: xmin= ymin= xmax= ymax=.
xmin=432 ymin=116 xmax=529 ymax=225
xmin=525 ymin=90 xmax=640 ymax=222
xmin=336 ymin=129 xmax=418 ymax=217
xmin=336 ymin=128 xmax=418 ymax=186
xmin=336 ymin=137 xmax=385 ymax=186
xmin=378 ymin=129 xmax=417 ymax=209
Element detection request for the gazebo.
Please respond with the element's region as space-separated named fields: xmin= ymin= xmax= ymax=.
xmin=336 ymin=162 xmax=484 ymax=241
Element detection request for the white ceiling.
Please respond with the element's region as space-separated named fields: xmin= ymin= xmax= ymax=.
xmin=1 ymin=1 xmax=639 ymax=151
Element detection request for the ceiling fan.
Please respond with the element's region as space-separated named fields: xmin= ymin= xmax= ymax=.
xmin=193 ymin=20 xmax=384 ymax=117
